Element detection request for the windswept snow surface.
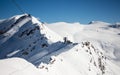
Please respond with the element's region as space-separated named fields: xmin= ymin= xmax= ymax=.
xmin=46 ymin=21 xmax=120 ymax=75
xmin=0 ymin=14 xmax=120 ymax=75
xmin=0 ymin=58 xmax=42 ymax=75
xmin=47 ymin=21 xmax=120 ymax=61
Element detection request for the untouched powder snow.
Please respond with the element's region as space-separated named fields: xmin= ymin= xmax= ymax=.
xmin=0 ymin=57 xmax=43 ymax=75
xmin=0 ymin=14 xmax=120 ymax=75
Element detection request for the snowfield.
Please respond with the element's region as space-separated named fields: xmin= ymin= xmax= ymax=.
xmin=0 ymin=58 xmax=41 ymax=75
xmin=0 ymin=14 xmax=120 ymax=75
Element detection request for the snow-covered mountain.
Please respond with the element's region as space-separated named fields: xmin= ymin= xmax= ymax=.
xmin=0 ymin=14 xmax=69 ymax=64
xmin=0 ymin=14 xmax=120 ymax=75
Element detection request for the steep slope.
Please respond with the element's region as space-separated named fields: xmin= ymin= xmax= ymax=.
xmin=37 ymin=42 xmax=120 ymax=75
xmin=0 ymin=15 xmax=120 ymax=75
xmin=0 ymin=14 xmax=68 ymax=64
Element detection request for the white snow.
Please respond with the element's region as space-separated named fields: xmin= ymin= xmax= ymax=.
xmin=0 ymin=16 xmax=31 ymax=45
xmin=0 ymin=58 xmax=42 ymax=75
xmin=46 ymin=21 xmax=120 ymax=61
xmin=0 ymin=15 xmax=120 ymax=75
xmin=7 ymin=49 xmax=20 ymax=57
xmin=31 ymin=16 xmax=63 ymax=42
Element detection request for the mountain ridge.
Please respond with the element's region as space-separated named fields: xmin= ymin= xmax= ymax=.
xmin=0 ymin=14 xmax=120 ymax=75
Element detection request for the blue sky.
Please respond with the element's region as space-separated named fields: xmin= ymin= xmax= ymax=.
xmin=0 ymin=0 xmax=120 ymax=24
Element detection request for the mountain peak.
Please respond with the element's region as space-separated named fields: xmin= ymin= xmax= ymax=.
xmin=0 ymin=14 xmax=64 ymax=61
xmin=0 ymin=14 xmax=120 ymax=75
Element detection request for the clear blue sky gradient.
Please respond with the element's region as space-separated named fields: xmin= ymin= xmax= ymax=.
xmin=0 ymin=0 xmax=120 ymax=24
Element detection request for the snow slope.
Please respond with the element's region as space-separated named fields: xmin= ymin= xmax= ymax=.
xmin=47 ymin=21 xmax=120 ymax=61
xmin=0 ymin=14 xmax=67 ymax=65
xmin=0 ymin=57 xmax=42 ymax=75
xmin=44 ymin=21 xmax=120 ymax=75
xmin=37 ymin=43 xmax=120 ymax=75
xmin=0 ymin=14 xmax=120 ymax=75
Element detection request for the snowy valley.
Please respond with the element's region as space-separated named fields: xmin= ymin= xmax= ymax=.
xmin=0 ymin=14 xmax=120 ymax=75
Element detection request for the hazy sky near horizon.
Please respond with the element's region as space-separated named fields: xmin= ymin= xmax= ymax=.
xmin=0 ymin=0 xmax=120 ymax=24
